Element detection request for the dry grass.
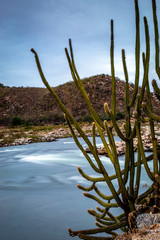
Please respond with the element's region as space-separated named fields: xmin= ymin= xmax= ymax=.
xmin=117 ymin=224 xmax=160 ymax=240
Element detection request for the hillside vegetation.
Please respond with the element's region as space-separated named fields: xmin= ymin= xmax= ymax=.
xmin=0 ymin=74 xmax=159 ymax=126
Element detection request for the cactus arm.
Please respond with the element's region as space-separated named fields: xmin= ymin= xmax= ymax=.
xmin=152 ymin=79 xmax=160 ymax=101
xmin=88 ymin=209 xmax=110 ymax=220
xmin=95 ymin=122 xmax=113 ymax=162
xmin=103 ymin=120 xmax=116 ymax=153
xmin=83 ymin=193 xmax=118 ymax=208
xmin=122 ymin=49 xmax=129 ymax=108
xmin=97 ymin=209 xmax=127 ymax=231
xmin=123 ymin=141 xmax=130 ymax=183
xmin=96 ymin=217 xmax=127 ymax=233
xmin=136 ymin=183 xmax=154 ymax=204
xmin=87 ymin=123 xmax=125 ymax=206
xmin=129 ymin=0 xmax=140 ymax=107
xmin=92 ymin=167 xmax=125 ymax=209
xmin=95 ymin=221 xmax=115 ymax=227
xmin=103 ymin=120 xmax=128 ymax=183
xmin=78 ymin=183 xmax=119 ymax=201
xmin=146 ymin=82 xmax=158 ymax=176
xmin=91 ymin=122 xmax=113 ymax=170
xmin=92 ymin=208 xmax=125 ymax=221
xmin=95 ymin=207 xmax=108 ymax=219
xmin=135 ymin=121 xmax=154 ymax=181
xmin=128 ymin=126 xmax=136 ymax=140
xmin=68 ymin=227 xmax=109 ymax=237
xmin=145 ymin=76 xmax=159 ymax=207
xmin=139 ymin=17 xmax=150 ymax=104
xmin=94 ymin=185 xmax=120 ymax=201
xmin=122 ymin=48 xmax=135 ymax=191
xmin=77 ymin=234 xmax=114 ymax=240
xmin=133 ymin=36 xmax=150 ymax=197
xmin=103 ymin=119 xmax=127 ymax=182
xmin=65 ymin=45 xmax=103 ymax=128
xmin=103 ymin=120 xmax=118 ymax=151
xmin=104 ymin=103 xmax=127 ymax=141
xmin=68 ymin=220 xmax=128 ymax=237
xmin=77 ymin=150 xmax=155 ymax=185
xmin=77 ymin=183 xmax=95 ymax=192
xmin=96 ymin=217 xmax=115 ymax=226
xmin=142 ymin=104 xmax=160 ymax=121
xmin=110 ymin=20 xmax=116 ymax=117
xmin=152 ymin=0 xmax=160 ymax=78
xmin=150 ymin=1 xmax=160 ymax=204
xmin=134 ymin=145 xmax=141 ymax=199
xmin=130 ymin=96 xmax=141 ymax=198
xmin=65 ymin=115 xmax=101 ymax=172
xmin=77 ymin=167 xmax=105 ymax=182
xmin=80 ymin=157 xmax=126 ymax=208
xmin=31 ymin=49 xmax=97 ymax=155
xmin=65 ymin=115 xmax=100 ymax=172
xmin=143 ymin=13 xmax=160 ymax=189
xmin=104 ymin=120 xmax=133 ymax=202
xmin=129 ymin=139 xmax=135 ymax=199
xmin=92 ymin=122 xmax=97 ymax=155
xmin=102 ymin=210 xmax=121 ymax=224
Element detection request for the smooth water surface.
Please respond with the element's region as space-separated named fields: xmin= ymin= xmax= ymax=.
xmin=0 ymin=137 xmax=152 ymax=240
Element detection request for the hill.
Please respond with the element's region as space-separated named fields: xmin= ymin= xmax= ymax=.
xmin=0 ymin=74 xmax=159 ymax=126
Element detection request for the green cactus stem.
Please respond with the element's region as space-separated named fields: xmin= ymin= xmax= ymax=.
xmin=110 ymin=20 xmax=116 ymax=117
xmin=152 ymin=79 xmax=160 ymax=101
xmin=152 ymin=0 xmax=160 ymax=78
xmin=129 ymin=0 xmax=140 ymax=107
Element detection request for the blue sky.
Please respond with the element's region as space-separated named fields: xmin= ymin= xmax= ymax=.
xmin=0 ymin=0 xmax=160 ymax=87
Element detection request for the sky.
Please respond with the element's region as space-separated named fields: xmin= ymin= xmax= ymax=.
xmin=0 ymin=0 xmax=160 ymax=88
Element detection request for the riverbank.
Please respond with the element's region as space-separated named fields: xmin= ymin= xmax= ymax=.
xmin=0 ymin=120 xmax=160 ymax=148
xmin=0 ymin=123 xmax=93 ymax=147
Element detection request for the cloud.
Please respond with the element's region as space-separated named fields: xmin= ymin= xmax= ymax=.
xmin=0 ymin=0 xmax=159 ymax=88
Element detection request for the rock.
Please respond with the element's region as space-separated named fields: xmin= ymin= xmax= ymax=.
xmin=136 ymin=213 xmax=160 ymax=229
xmin=155 ymin=131 xmax=160 ymax=136
xmin=131 ymin=222 xmax=160 ymax=240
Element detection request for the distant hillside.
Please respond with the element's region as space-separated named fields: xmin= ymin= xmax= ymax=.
xmin=0 ymin=74 xmax=159 ymax=126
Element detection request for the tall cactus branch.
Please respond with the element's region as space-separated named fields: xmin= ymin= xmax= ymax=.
xmin=152 ymin=0 xmax=160 ymax=78
xmin=129 ymin=0 xmax=140 ymax=107
xmin=110 ymin=20 xmax=116 ymax=117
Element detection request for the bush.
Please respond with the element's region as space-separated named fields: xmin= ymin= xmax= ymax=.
xmin=11 ymin=116 xmax=22 ymax=126
xmin=82 ymin=114 xmax=93 ymax=123
xmin=53 ymin=113 xmax=65 ymax=124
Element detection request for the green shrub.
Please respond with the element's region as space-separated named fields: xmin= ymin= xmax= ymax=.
xmin=53 ymin=113 xmax=65 ymax=123
xmin=11 ymin=116 xmax=22 ymax=126
xmin=83 ymin=114 xmax=93 ymax=123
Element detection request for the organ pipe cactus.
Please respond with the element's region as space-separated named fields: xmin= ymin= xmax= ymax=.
xmin=31 ymin=0 xmax=160 ymax=239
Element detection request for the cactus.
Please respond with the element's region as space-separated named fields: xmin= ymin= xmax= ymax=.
xmin=31 ymin=0 xmax=160 ymax=239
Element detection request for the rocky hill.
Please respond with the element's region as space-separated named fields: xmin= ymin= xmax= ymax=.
xmin=0 ymin=74 xmax=159 ymax=126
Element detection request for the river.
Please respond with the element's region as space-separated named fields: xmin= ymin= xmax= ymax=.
xmin=0 ymin=137 xmax=152 ymax=240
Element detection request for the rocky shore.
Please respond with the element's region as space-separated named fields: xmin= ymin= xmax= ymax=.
xmin=0 ymin=122 xmax=160 ymax=149
xmin=0 ymin=124 xmax=93 ymax=147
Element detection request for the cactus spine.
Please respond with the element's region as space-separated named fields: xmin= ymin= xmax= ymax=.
xmin=31 ymin=0 xmax=160 ymax=239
